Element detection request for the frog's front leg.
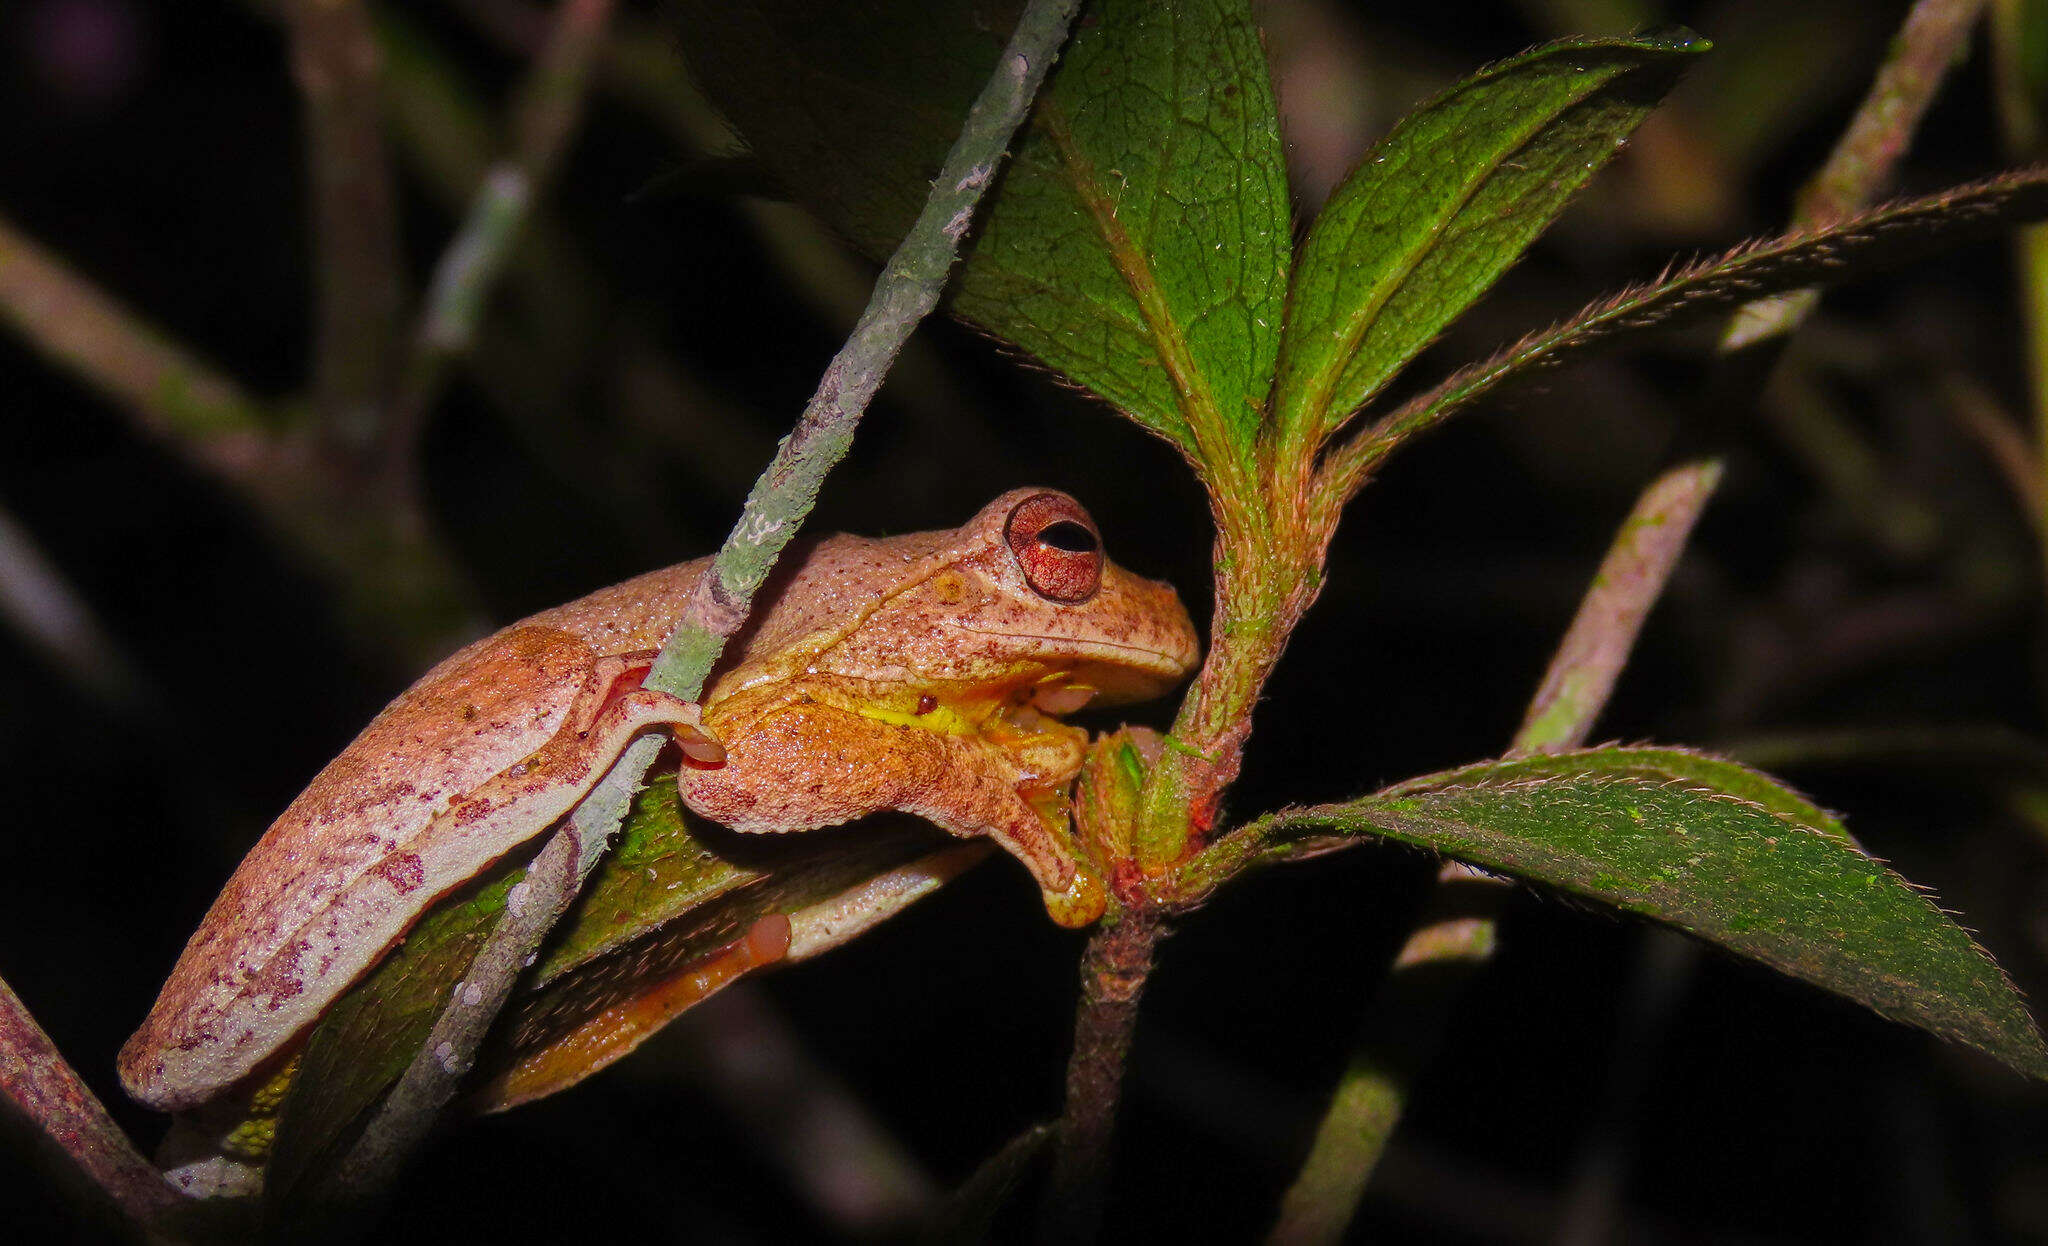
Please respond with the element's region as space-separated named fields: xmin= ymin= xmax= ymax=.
xmin=679 ymin=704 xmax=1098 ymax=923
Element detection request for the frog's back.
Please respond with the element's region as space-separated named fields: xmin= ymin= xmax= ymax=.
xmin=118 ymin=622 xmax=626 ymax=1109
xmin=119 ymin=536 xmax=939 ymax=1110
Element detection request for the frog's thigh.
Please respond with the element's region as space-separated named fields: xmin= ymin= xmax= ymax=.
xmin=683 ymin=703 xmax=951 ymax=831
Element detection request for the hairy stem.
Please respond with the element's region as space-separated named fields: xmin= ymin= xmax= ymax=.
xmin=1040 ymin=909 xmax=1165 ymax=1245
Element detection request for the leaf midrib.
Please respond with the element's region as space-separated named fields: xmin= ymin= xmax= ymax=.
xmin=1038 ymin=101 xmax=1232 ymax=466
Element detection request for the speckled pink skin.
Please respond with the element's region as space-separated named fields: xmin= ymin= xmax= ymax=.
xmin=119 ymin=490 xmax=1198 ymax=1112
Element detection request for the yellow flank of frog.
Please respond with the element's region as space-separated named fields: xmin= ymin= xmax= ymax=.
xmin=120 ymin=489 xmax=1199 ymax=1116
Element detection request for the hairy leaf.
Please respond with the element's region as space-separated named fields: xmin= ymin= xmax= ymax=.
xmin=1275 ymin=32 xmax=1707 ymax=448
xmin=1235 ymin=747 xmax=2048 ymax=1080
xmin=1335 ymin=167 xmax=2048 ymax=484
xmin=678 ymin=0 xmax=1291 ymax=467
xmin=268 ymin=775 xmax=952 ymax=1207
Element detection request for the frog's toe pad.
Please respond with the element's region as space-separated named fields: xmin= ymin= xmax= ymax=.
xmin=675 ymin=724 xmax=726 ymax=765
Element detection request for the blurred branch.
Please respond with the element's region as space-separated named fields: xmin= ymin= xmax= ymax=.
xmin=1944 ymin=372 xmax=2048 ymax=567
xmin=1267 ymin=461 xmax=1722 ymax=1246
xmin=679 ymin=985 xmax=938 ymax=1234
xmin=1991 ymin=1 xmax=2048 ymax=518
xmin=386 ymin=0 xmax=615 ymax=463
xmin=1724 ymin=0 xmax=1985 ymax=351
xmin=928 ymin=1122 xmax=1054 ymax=1244
xmin=0 ymin=973 xmax=184 ymax=1240
xmin=283 ymin=0 xmax=405 ymax=445
xmin=444 ymin=0 xmax=1000 ymax=465
xmin=0 ymin=497 xmax=147 ymax=713
xmin=317 ymin=0 xmax=1084 ymax=1220
xmin=374 ymin=7 xmax=759 ymax=526
xmin=0 ymin=212 xmax=269 ymax=451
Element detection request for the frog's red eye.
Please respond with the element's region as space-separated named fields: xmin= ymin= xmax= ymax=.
xmin=1006 ymin=492 xmax=1103 ymax=603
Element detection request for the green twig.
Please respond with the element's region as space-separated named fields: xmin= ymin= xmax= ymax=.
xmin=283 ymin=0 xmax=406 ymax=447
xmin=1267 ymin=461 xmax=1723 ymax=1245
xmin=1724 ymin=0 xmax=1984 ymax=350
xmin=319 ymin=0 xmax=1084 ymax=1219
xmin=0 ymin=973 xmax=184 ymax=1239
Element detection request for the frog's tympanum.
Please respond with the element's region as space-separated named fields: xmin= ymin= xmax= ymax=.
xmin=120 ymin=489 xmax=1198 ymax=1114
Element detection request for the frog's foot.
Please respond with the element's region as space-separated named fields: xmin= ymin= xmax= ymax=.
xmin=574 ymin=652 xmax=725 ymax=764
xmin=975 ymin=799 xmax=1108 ymax=927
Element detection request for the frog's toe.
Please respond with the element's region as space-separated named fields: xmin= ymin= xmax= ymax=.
xmin=1042 ymin=868 xmax=1108 ymax=928
xmin=674 ymin=721 xmax=726 ymax=765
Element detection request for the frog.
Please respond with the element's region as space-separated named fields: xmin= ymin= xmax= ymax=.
xmin=118 ymin=488 xmax=1199 ymax=1116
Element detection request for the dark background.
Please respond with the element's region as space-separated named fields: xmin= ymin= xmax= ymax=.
xmin=4 ymin=0 xmax=2047 ymax=1241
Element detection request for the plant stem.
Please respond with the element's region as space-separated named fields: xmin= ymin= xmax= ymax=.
xmin=321 ymin=0 xmax=1084 ymax=1219
xmin=1040 ymin=909 xmax=1165 ymax=1245
xmin=1266 ymin=460 xmax=1722 ymax=1245
xmin=0 ymin=973 xmax=183 ymax=1239
xmin=1724 ymin=0 xmax=1985 ymax=350
xmin=0 ymin=212 xmax=267 ymax=446
xmin=284 ymin=0 xmax=405 ymax=448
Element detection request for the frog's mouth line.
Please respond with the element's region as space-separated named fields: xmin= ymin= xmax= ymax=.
xmin=957 ymin=628 xmax=1196 ymax=678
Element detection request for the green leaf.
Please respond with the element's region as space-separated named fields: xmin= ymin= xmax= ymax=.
xmin=1273 ymin=32 xmax=1707 ymax=449
xmin=678 ymin=0 xmax=1291 ymax=467
xmin=1237 ymin=747 xmax=2048 ymax=1080
xmin=1344 ymin=167 xmax=2048 ymax=478
xmin=268 ymin=774 xmax=952 ymax=1208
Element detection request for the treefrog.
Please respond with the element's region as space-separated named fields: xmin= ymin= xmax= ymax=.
xmin=120 ymin=489 xmax=1198 ymax=1114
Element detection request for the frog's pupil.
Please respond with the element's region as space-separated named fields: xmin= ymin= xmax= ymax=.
xmin=1037 ymin=521 xmax=1098 ymax=553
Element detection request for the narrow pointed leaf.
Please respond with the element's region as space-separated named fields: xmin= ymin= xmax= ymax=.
xmin=678 ymin=0 xmax=1291 ymax=467
xmin=1275 ymin=32 xmax=1708 ymax=448
xmin=1237 ymin=747 xmax=2048 ymax=1080
xmin=1340 ymin=167 xmax=2048 ymax=480
xmin=268 ymin=774 xmax=960 ymax=1208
